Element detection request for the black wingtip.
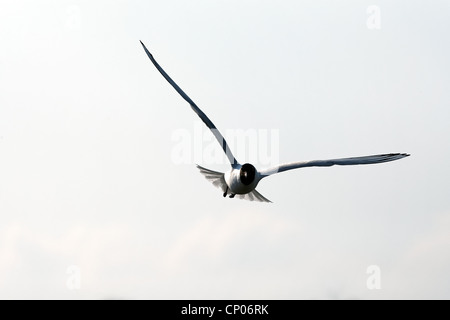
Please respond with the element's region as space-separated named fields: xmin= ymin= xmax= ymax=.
xmin=389 ymin=153 xmax=410 ymax=158
xmin=139 ymin=40 xmax=154 ymax=59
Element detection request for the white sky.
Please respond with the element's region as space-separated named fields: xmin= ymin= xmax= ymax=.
xmin=0 ymin=0 xmax=449 ymax=299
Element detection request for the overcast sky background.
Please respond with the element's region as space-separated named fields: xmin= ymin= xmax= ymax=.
xmin=0 ymin=0 xmax=449 ymax=299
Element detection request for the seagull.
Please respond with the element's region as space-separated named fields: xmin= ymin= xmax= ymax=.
xmin=140 ymin=41 xmax=409 ymax=203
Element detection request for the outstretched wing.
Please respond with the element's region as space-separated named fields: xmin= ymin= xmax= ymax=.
xmin=259 ymin=153 xmax=410 ymax=177
xmin=140 ymin=41 xmax=238 ymax=166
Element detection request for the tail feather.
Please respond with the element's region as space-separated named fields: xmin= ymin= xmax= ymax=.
xmin=235 ymin=189 xmax=272 ymax=203
xmin=196 ymin=165 xmax=227 ymax=193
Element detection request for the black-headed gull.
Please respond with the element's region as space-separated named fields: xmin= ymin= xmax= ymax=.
xmin=140 ymin=41 xmax=409 ymax=203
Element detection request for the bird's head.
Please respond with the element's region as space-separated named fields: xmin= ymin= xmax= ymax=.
xmin=239 ymin=163 xmax=256 ymax=185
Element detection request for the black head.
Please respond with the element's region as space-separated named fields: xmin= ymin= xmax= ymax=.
xmin=240 ymin=163 xmax=256 ymax=185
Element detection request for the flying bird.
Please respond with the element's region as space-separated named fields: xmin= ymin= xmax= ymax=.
xmin=140 ymin=41 xmax=409 ymax=203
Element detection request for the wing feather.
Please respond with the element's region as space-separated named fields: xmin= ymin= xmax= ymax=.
xmin=260 ymin=153 xmax=410 ymax=177
xmin=140 ymin=41 xmax=237 ymax=166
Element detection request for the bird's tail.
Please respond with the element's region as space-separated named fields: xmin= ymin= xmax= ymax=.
xmin=196 ymin=165 xmax=227 ymax=193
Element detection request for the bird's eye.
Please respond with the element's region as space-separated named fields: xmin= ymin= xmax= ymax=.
xmin=240 ymin=163 xmax=256 ymax=185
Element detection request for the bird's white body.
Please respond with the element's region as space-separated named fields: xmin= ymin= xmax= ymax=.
xmin=140 ymin=40 xmax=410 ymax=202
